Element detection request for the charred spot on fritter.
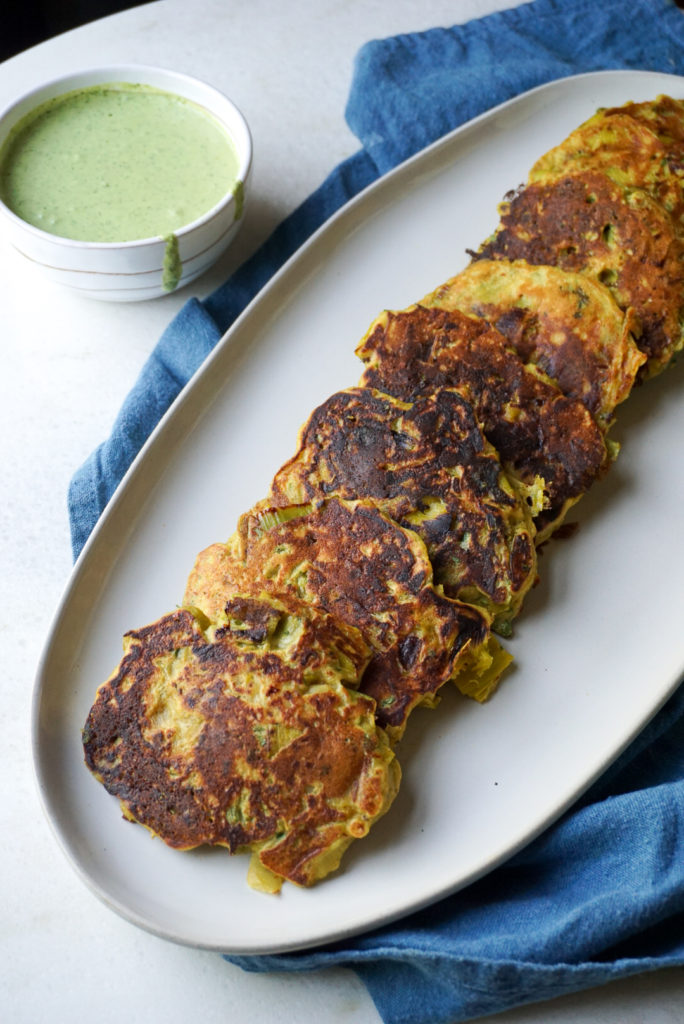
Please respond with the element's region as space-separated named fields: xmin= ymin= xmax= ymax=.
xmin=267 ymin=386 xmax=537 ymax=626
xmin=356 ymin=304 xmax=609 ymax=537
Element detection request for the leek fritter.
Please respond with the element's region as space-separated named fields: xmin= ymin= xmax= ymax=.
xmin=268 ymin=387 xmax=537 ymax=632
xmin=423 ymin=259 xmax=645 ymax=430
xmin=356 ymin=304 xmax=610 ymax=539
xmin=83 ymin=604 xmax=399 ymax=892
xmin=185 ymin=498 xmax=505 ymax=736
xmin=477 ymin=172 xmax=684 ymax=375
xmin=617 ymin=95 xmax=684 ymax=157
xmin=530 ymin=96 xmax=684 ymax=224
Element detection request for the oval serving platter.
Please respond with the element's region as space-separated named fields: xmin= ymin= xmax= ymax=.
xmin=33 ymin=70 xmax=684 ymax=954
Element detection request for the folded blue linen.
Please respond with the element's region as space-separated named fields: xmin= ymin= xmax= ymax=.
xmin=68 ymin=0 xmax=684 ymax=1020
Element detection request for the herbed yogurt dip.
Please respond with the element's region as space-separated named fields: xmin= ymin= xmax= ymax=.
xmin=0 ymin=82 xmax=241 ymax=243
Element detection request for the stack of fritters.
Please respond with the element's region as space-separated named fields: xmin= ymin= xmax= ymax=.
xmin=356 ymin=304 xmax=610 ymax=540
xmin=185 ymin=498 xmax=500 ymax=739
xmin=83 ymin=94 xmax=684 ymax=891
xmin=267 ymin=386 xmax=538 ymax=632
xmin=422 ymin=260 xmax=644 ymax=431
xmin=476 ymin=174 xmax=684 ymax=375
xmin=489 ymin=96 xmax=684 ymax=376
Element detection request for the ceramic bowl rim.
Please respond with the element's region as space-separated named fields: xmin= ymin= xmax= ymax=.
xmin=0 ymin=63 xmax=253 ymax=251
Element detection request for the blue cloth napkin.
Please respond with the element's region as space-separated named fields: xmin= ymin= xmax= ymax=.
xmin=68 ymin=0 xmax=684 ymax=1020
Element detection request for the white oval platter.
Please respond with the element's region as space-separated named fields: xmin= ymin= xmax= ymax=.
xmin=32 ymin=70 xmax=684 ymax=954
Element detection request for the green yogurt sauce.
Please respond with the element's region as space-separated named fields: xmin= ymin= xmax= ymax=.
xmin=0 ymin=82 xmax=242 ymax=243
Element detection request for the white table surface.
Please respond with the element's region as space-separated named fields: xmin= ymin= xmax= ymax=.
xmin=3 ymin=1 xmax=684 ymax=1020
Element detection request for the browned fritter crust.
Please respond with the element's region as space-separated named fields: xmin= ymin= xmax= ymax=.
xmin=237 ymin=499 xmax=491 ymax=732
xmin=530 ymin=97 xmax=684 ymax=223
xmin=83 ymin=606 xmax=399 ymax=889
xmin=424 ymin=260 xmax=645 ymax=430
xmin=477 ymin=171 xmax=684 ymax=375
xmin=356 ymin=304 xmax=609 ymax=534
xmin=268 ymin=386 xmax=537 ymax=628
xmin=609 ymin=95 xmax=684 ymax=165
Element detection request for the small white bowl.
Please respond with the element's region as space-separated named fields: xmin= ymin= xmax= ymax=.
xmin=0 ymin=65 xmax=252 ymax=301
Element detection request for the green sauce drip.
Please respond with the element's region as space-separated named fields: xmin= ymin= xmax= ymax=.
xmin=162 ymin=234 xmax=182 ymax=292
xmin=232 ymin=179 xmax=245 ymax=220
